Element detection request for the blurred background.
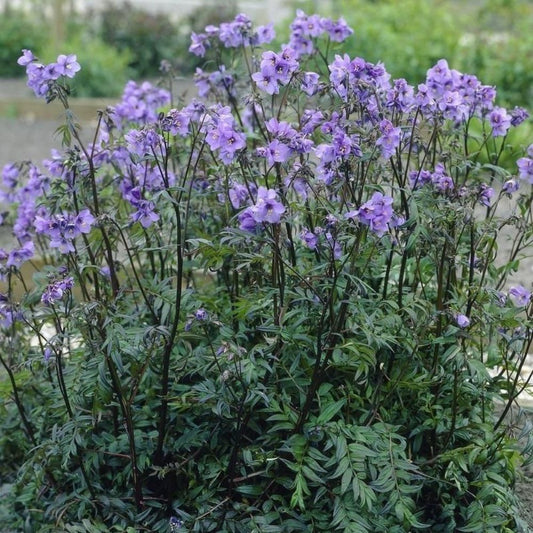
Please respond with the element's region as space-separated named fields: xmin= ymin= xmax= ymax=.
xmin=0 ymin=0 xmax=532 ymax=162
xmin=0 ymin=0 xmax=532 ymax=103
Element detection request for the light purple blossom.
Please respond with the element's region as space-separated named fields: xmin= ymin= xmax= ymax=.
xmin=227 ymin=183 xmax=251 ymax=209
xmin=301 ymin=72 xmax=320 ymax=96
xmin=300 ymin=229 xmax=318 ymax=250
xmin=110 ymin=81 xmax=170 ymax=127
xmin=252 ymin=23 xmax=276 ymax=45
xmin=238 ymin=208 xmax=258 ymax=233
xmin=345 ymin=192 xmax=395 ymax=237
xmin=488 ymin=106 xmax=511 ymax=137
xmin=189 ymin=32 xmax=209 ymax=57
xmin=431 ymin=163 xmax=454 ymax=192
xmin=322 ymin=16 xmax=353 ymax=42
xmin=6 ymin=241 xmax=34 ymax=268
xmin=203 ymin=106 xmax=246 ymax=164
xmin=264 ymin=139 xmax=291 ymax=166
xmin=163 ymin=108 xmax=191 ymax=137
xmin=478 ymin=184 xmax=494 ymax=207
xmin=509 ymin=285 xmax=531 ymax=307
xmin=510 ymin=106 xmax=530 ymax=127
xmin=131 ymin=200 xmax=160 ymax=228
xmin=456 ymin=314 xmax=470 ymax=328
xmin=502 ymin=178 xmax=519 ymax=194
xmin=376 ymin=119 xmax=401 ymax=159
xmin=17 ymin=49 xmax=35 ymax=66
xmin=252 ymin=65 xmax=279 ymax=95
xmin=517 ymin=157 xmax=533 ymax=184
xmin=54 ymin=54 xmax=81 ymax=78
xmin=18 ymin=49 xmax=81 ymax=98
xmin=34 ymin=209 xmax=95 ymax=254
xmin=41 ymin=276 xmax=74 ymax=305
xmin=250 ymin=187 xmax=285 ymax=224
xmin=194 ymin=308 xmax=208 ymax=321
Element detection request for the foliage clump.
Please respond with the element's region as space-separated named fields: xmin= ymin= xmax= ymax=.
xmin=1 ymin=10 xmax=533 ymax=532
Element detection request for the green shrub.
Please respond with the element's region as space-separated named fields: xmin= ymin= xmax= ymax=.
xmin=95 ymin=1 xmax=182 ymax=79
xmin=2 ymin=10 xmax=533 ymax=532
xmin=0 ymin=9 xmax=47 ymax=77
xmin=38 ymin=33 xmax=132 ymax=98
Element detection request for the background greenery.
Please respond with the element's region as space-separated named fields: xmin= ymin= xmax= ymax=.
xmin=0 ymin=0 xmax=532 ymax=105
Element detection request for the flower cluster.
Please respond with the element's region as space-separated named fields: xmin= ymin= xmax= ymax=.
xmin=238 ymin=186 xmax=285 ymax=232
xmin=288 ymin=10 xmax=353 ymax=57
xmin=203 ymin=105 xmax=246 ymax=164
xmin=17 ymin=49 xmax=80 ymax=98
xmin=345 ymin=192 xmax=399 ymax=236
xmin=189 ymin=13 xmax=275 ymax=57
xmin=34 ymin=209 xmax=95 ymax=253
xmin=509 ymin=285 xmax=531 ymax=307
xmin=409 ymin=163 xmax=454 ymax=192
xmin=252 ymin=46 xmax=300 ymax=96
xmin=109 ymin=80 xmax=171 ymax=129
xmin=0 ymin=241 xmax=34 ymax=272
xmin=41 ymin=276 xmax=74 ymax=305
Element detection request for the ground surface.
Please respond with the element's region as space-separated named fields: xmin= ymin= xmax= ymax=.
xmin=1 ymin=77 xmax=533 ymax=529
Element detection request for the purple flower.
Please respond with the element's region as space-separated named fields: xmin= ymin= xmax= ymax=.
xmin=264 ymin=139 xmax=291 ymax=166
xmin=300 ymin=229 xmax=318 ymax=250
xmin=2 ymin=163 xmax=19 ymax=188
xmin=131 ymin=200 xmax=160 ymax=228
xmin=478 ymin=184 xmax=494 ymax=207
xmin=218 ymin=14 xmax=253 ymax=48
xmin=502 ymin=178 xmax=519 ymax=194
xmin=0 ymin=300 xmax=20 ymax=329
xmin=41 ymin=276 xmax=74 ymax=305
xmin=301 ymin=71 xmax=320 ymax=96
xmin=386 ymin=78 xmax=415 ymax=112
xmin=252 ymin=66 xmax=279 ymax=95
xmin=34 ymin=209 xmax=95 ymax=254
xmin=346 ymin=192 xmax=395 ymax=237
xmin=163 ymin=108 xmax=191 ymax=137
xmin=194 ymin=308 xmax=208 ymax=321
xmin=488 ymin=106 xmax=511 ymax=137
xmin=456 ymin=314 xmax=470 ymax=328
xmin=227 ymin=183 xmax=250 ymax=209
xmin=125 ymin=127 xmax=164 ymax=157
xmin=376 ymin=119 xmax=401 ymax=159
xmin=110 ymin=81 xmax=170 ymax=127
xmin=252 ymin=24 xmax=276 ymax=45
xmin=6 ymin=241 xmax=34 ymax=268
xmin=76 ymin=209 xmax=96 ymax=234
xmin=250 ymin=187 xmax=285 ymax=224
xmin=17 ymin=49 xmax=35 ymax=66
xmin=517 ymin=157 xmax=533 ymax=184
xmin=431 ymin=163 xmax=454 ymax=192
xmin=54 ymin=54 xmax=81 ymax=78
xmin=189 ymin=32 xmax=208 ymax=57
xmin=409 ymin=169 xmax=433 ymax=189
xmin=24 ymin=62 xmax=51 ymax=98
xmin=238 ymin=208 xmax=259 ymax=233
xmin=509 ymin=285 xmax=531 ymax=307
xmin=322 ymin=16 xmax=353 ymax=42
xmin=510 ymin=106 xmax=529 ymax=126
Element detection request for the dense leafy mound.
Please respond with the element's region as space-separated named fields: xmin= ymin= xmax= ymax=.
xmin=1 ymin=10 xmax=532 ymax=532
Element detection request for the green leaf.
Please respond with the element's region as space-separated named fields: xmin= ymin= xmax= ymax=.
xmin=317 ymin=398 xmax=346 ymax=425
